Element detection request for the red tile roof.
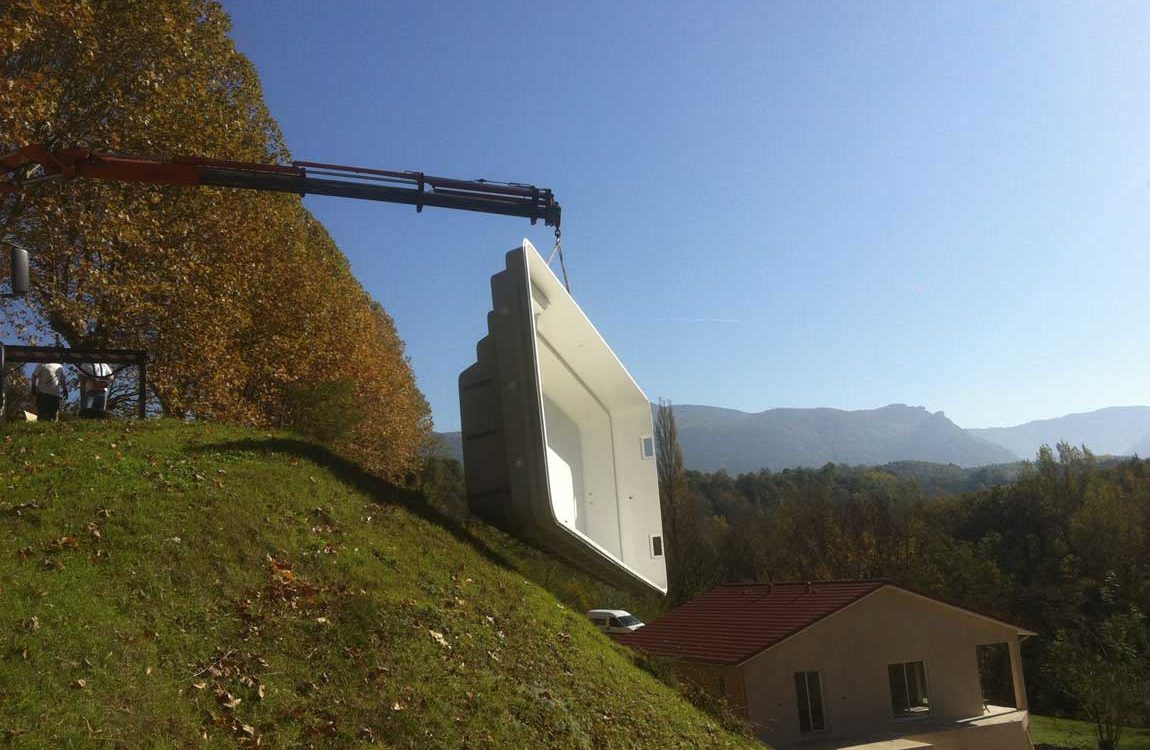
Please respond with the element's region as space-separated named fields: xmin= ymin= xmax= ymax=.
xmin=615 ymin=580 xmax=887 ymax=665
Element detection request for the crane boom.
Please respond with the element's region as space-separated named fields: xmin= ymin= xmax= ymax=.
xmin=0 ymin=145 xmax=561 ymax=228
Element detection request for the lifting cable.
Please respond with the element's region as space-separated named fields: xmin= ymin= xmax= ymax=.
xmin=546 ymin=225 xmax=571 ymax=293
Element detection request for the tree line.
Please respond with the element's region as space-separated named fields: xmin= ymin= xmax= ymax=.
xmin=1 ymin=0 xmax=429 ymax=478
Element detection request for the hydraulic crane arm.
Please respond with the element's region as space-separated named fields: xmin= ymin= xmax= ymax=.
xmin=0 ymin=144 xmax=561 ymax=228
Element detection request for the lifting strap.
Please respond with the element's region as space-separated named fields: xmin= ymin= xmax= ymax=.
xmin=546 ymin=226 xmax=570 ymax=293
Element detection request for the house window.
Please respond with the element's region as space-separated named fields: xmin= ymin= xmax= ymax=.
xmin=650 ymin=535 xmax=664 ymax=558
xmin=641 ymin=436 xmax=655 ymax=459
xmin=889 ymin=661 xmax=931 ymax=718
xmin=794 ymin=671 xmax=826 ymax=733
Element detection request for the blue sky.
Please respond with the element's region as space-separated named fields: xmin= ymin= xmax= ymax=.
xmin=223 ymin=1 xmax=1149 ymax=432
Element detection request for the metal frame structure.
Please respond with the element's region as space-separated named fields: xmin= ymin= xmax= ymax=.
xmin=0 ymin=344 xmax=148 ymax=420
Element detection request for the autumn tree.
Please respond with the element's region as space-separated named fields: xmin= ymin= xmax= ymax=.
xmin=655 ymin=399 xmax=725 ymax=602
xmin=1 ymin=0 xmax=429 ymax=477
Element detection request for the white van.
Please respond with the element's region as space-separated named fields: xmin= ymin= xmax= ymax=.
xmin=586 ymin=609 xmax=645 ymax=634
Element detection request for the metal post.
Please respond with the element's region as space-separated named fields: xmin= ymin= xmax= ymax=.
xmin=10 ymin=247 xmax=29 ymax=296
xmin=137 ymin=358 xmax=147 ymax=420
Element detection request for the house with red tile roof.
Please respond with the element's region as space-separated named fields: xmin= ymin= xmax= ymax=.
xmin=615 ymin=581 xmax=1035 ymax=750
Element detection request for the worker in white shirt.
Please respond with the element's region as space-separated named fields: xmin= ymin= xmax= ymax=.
xmin=31 ymin=362 xmax=68 ymax=421
xmin=77 ymin=362 xmax=115 ymax=416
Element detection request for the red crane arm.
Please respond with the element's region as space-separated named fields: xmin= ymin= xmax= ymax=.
xmin=0 ymin=144 xmax=561 ymax=228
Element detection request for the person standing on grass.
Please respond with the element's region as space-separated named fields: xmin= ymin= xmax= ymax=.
xmin=77 ymin=362 xmax=115 ymax=416
xmin=31 ymin=362 xmax=68 ymax=421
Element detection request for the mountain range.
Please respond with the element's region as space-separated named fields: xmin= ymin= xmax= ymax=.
xmin=968 ymin=406 xmax=1150 ymax=460
xmin=669 ymin=404 xmax=1014 ymax=473
xmin=431 ymin=404 xmax=1150 ymax=474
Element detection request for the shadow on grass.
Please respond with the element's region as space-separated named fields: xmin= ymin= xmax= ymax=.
xmin=191 ymin=437 xmax=515 ymax=572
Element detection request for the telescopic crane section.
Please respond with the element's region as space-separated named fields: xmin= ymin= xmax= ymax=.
xmin=0 ymin=145 xmax=561 ymax=229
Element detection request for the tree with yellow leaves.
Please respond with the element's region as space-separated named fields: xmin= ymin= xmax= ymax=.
xmin=1 ymin=0 xmax=430 ymax=478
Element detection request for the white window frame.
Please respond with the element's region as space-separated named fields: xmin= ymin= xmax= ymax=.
xmin=794 ymin=669 xmax=828 ymax=734
xmin=888 ymin=660 xmax=932 ymax=720
xmin=640 ymin=435 xmax=655 ymax=460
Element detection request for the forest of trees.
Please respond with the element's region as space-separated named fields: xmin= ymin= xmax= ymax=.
xmin=1 ymin=0 xmax=430 ymax=478
xmin=657 ymin=398 xmax=1150 ymax=725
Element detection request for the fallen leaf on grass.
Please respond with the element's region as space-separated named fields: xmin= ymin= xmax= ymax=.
xmin=218 ymin=691 xmax=242 ymax=709
xmin=44 ymin=535 xmax=79 ymax=552
xmin=429 ymin=630 xmax=451 ymax=649
xmin=72 ymin=679 xmax=87 ymax=690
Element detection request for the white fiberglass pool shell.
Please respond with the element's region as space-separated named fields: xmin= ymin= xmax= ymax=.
xmin=459 ymin=240 xmax=668 ymax=594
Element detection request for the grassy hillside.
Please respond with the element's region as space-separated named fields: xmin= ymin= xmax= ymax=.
xmin=0 ymin=420 xmax=759 ymax=749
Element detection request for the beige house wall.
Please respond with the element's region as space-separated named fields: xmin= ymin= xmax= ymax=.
xmin=739 ymin=587 xmax=1028 ymax=748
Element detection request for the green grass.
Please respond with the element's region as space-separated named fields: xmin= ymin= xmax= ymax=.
xmin=1031 ymin=715 xmax=1150 ymax=750
xmin=0 ymin=419 xmax=760 ymax=749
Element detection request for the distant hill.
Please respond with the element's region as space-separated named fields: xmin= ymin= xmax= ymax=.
xmin=434 ymin=403 xmax=1150 ymax=479
xmin=970 ymin=406 xmax=1150 ymax=459
xmin=433 ymin=403 xmax=1019 ymax=474
xmin=431 ymin=430 xmax=464 ymax=463
xmin=669 ymin=404 xmax=1019 ymax=473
